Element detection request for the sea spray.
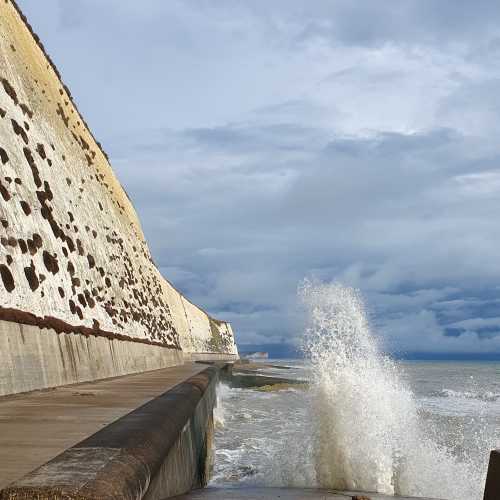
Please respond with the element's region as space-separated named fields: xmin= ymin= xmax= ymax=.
xmin=214 ymin=383 xmax=229 ymax=429
xmin=299 ymin=280 xmax=487 ymax=499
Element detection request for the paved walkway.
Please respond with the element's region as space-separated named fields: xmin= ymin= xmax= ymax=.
xmin=0 ymin=362 xmax=206 ymax=490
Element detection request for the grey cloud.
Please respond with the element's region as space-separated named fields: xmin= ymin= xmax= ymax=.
xmin=16 ymin=0 xmax=500 ymax=353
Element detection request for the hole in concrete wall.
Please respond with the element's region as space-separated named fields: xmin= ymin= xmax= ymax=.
xmin=24 ymin=261 xmax=39 ymax=291
xmin=0 ymin=264 xmax=14 ymax=292
xmin=56 ymin=103 xmax=69 ymax=127
xmin=32 ymin=233 xmax=42 ymax=248
xmin=76 ymin=239 xmax=84 ymax=256
xmin=36 ymin=143 xmax=46 ymax=159
xmin=20 ymin=200 xmax=31 ymax=215
xmin=27 ymin=239 xmax=37 ymax=255
xmin=1 ymin=78 xmax=18 ymax=105
xmin=76 ymin=306 xmax=83 ymax=320
xmin=0 ymin=219 xmax=7 ymax=228
xmin=20 ymin=103 xmax=33 ymax=119
xmin=66 ymin=237 xmax=75 ymax=253
xmin=77 ymin=293 xmax=87 ymax=307
xmin=0 ymin=180 xmax=11 ymax=201
xmin=43 ymin=180 xmax=53 ymax=201
xmin=23 ymin=147 xmax=41 ymax=187
xmin=18 ymin=239 xmax=27 ymax=254
xmin=0 ymin=147 xmax=8 ymax=164
xmin=58 ymin=287 xmax=65 ymax=298
xmin=84 ymin=290 xmax=95 ymax=308
xmin=42 ymin=250 xmax=59 ymax=274
xmin=11 ymin=119 xmax=28 ymax=144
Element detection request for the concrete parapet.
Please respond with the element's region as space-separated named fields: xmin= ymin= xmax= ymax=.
xmin=0 ymin=366 xmax=219 ymax=500
xmin=0 ymin=319 xmax=184 ymax=396
xmin=483 ymin=449 xmax=500 ymax=500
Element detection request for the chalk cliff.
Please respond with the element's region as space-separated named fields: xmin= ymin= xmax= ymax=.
xmin=0 ymin=1 xmax=237 ymax=395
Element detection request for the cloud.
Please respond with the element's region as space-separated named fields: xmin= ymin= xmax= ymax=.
xmin=16 ymin=0 xmax=500 ymax=353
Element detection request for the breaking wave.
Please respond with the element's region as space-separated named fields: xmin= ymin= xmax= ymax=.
xmin=298 ymin=280 xmax=488 ymax=499
xmin=436 ymin=389 xmax=499 ymax=402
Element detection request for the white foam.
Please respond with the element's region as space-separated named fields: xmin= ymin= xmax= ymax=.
xmin=296 ymin=280 xmax=489 ymax=500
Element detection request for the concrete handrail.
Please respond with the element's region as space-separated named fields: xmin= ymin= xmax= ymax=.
xmin=0 ymin=366 xmax=219 ymax=500
xmin=483 ymin=449 xmax=499 ymax=500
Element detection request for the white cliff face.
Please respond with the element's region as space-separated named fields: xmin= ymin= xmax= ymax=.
xmin=0 ymin=0 xmax=237 ymax=355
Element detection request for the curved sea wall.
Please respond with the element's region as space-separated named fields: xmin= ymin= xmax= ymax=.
xmin=0 ymin=0 xmax=237 ymax=396
xmin=1 ymin=366 xmax=220 ymax=500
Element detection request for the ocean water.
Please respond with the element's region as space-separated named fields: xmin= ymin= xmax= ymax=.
xmin=211 ymin=283 xmax=500 ymax=500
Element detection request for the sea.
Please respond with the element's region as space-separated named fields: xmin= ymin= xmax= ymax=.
xmin=211 ymin=283 xmax=500 ymax=500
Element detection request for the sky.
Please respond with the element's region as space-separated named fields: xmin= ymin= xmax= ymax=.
xmin=17 ymin=0 xmax=500 ymax=356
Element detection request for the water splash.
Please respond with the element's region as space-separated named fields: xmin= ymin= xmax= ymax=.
xmin=299 ymin=280 xmax=488 ymax=499
xmin=214 ymin=383 xmax=230 ymax=429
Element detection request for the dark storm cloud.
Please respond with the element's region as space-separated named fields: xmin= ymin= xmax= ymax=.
xmin=16 ymin=0 xmax=500 ymax=353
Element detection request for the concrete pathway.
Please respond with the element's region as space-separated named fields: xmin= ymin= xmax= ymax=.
xmin=173 ymin=487 xmax=439 ymax=500
xmin=0 ymin=362 xmax=207 ymax=490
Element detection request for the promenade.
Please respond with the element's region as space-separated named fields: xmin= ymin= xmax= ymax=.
xmin=0 ymin=362 xmax=206 ymax=490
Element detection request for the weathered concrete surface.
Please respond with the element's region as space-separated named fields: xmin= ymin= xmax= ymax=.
xmin=0 ymin=319 xmax=184 ymax=395
xmin=143 ymin=371 xmax=217 ymax=500
xmin=0 ymin=0 xmax=237 ymax=396
xmin=0 ymin=365 xmax=220 ymax=500
xmin=171 ymin=487 xmax=439 ymax=500
xmin=0 ymin=362 xmax=207 ymax=492
xmin=483 ymin=449 xmax=500 ymax=500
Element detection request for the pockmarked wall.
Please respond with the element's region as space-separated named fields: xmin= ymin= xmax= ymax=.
xmin=0 ymin=1 xmax=237 ymax=395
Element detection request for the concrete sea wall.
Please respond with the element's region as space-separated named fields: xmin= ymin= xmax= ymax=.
xmin=0 ymin=366 xmax=220 ymax=500
xmin=0 ymin=0 xmax=237 ymax=396
xmin=0 ymin=319 xmax=185 ymax=395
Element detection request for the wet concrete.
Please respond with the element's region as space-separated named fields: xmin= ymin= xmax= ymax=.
xmin=171 ymin=487 xmax=439 ymax=500
xmin=0 ymin=362 xmax=206 ymax=491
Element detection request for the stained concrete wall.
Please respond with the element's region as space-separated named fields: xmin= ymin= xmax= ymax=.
xmin=0 ymin=0 xmax=237 ymax=396
xmin=0 ymin=319 xmax=184 ymax=396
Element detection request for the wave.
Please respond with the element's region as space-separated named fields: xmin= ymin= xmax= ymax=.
xmin=293 ymin=280 xmax=488 ymax=500
xmin=435 ymin=389 xmax=499 ymax=402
